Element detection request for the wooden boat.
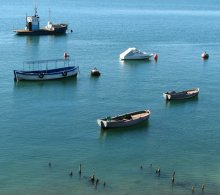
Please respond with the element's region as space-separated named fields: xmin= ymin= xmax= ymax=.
xmin=14 ymin=58 xmax=79 ymax=81
xmin=163 ymin=88 xmax=199 ymax=101
xmin=14 ymin=7 xmax=68 ymax=36
xmin=91 ymin=68 xmax=101 ymax=76
xmin=97 ymin=110 xmax=150 ymax=129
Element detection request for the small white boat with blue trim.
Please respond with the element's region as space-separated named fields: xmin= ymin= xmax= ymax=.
xmin=14 ymin=58 xmax=79 ymax=81
xmin=163 ymin=88 xmax=199 ymax=101
xmin=97 ymin=109 xmax=151 ymax=129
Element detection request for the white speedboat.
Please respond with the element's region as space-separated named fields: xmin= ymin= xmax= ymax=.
xmin=120 ymin=48 xmax=153 ymax=60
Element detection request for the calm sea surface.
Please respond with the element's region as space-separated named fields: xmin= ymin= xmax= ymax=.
xmin=0 ymin=0 xmax=220 ymax=194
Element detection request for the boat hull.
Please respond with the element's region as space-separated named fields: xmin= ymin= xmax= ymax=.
xmin=120 ymin=54 xmax=153 ymax=60
xmin=14 ymin=66 xmax=79 ymax=81
xmin=163 ymin=88 xmax=199 ymax=100
xmin=97 ymin=110 xmax=150 ymax=129
xmin=14 ymin=25 xmax=68 ymax=36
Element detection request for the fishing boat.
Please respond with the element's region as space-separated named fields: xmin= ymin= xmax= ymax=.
xmin=120 ymin=48 xmax=154 ymax=60
xmin=163 ymin=88 xmax=199 ymax=101
xmin=14 ymin=58 xmax=79 ymax=81
xmin=97 ymin=110 xmax=150 ymax=129
xmin=91 ymin=67 xmax=101 ymax=76
xmin=14 ymin=7 xmax=68 ymax=35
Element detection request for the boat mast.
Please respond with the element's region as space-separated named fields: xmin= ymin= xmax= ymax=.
xmin=34 ymin=6 xmax=37 ymax=17
xmin=48 ymin=8 xmax=51 ymax=22
xmin=25 ymin=13 xmax=27 ymax=29
xmin=33 ymin=0 xmax=37 ymax=16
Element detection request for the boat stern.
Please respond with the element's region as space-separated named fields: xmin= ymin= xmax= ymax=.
xmin=163 ymin=93 xmax=171 ymax=100
xmin=119 ymin=54 xmax=125 ymax=60
xmin=97 ymin=119 xmax=107 ymax=129
xmin=163 ymin=93 xmax=168 ymax=100
xmin=146 ymin=109 xmax=151 ymax=116
xmin=13 ymin=70 xmax=18 ymax=81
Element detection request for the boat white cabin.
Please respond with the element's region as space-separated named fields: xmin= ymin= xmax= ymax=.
xmin=120 ymin=48 xmax=154 ymax=60
xmin=26 ymin=7 xmax=40 ymax=31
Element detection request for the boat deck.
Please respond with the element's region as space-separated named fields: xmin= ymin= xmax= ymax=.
xmin=131 ymin=113 xmax=147 ymax=119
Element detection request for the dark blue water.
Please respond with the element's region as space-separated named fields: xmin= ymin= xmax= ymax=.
xmin=0 ymin=0 xmax=220 ymax=194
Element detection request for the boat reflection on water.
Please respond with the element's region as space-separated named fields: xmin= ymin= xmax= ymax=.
xmin=99 ymin=120 xmax=150 ymax=139
xmin=26 ymin=36 xmax=40 ymax=45
xmin=119 ymin=59 xmax=152 ymax=67
xmin=14 ymin=76 xmax=78 ymax=89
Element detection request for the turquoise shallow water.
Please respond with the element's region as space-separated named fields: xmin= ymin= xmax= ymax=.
xmin=0 ymin=0 xmax=220 ymax=194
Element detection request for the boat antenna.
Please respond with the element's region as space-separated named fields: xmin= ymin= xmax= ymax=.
xmin=25 ymin=13 xmax=27 ymax=28
xmin=34 ymin=6 xmax=38 ymax=16
xmin=33 ymin=0 xmax=38 ymax=17
xmin=48 ymin=8 xmax=51 ymax=21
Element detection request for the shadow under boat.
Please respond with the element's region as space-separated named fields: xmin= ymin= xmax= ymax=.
xmin=119 ymin=59 xmax=152 ymax=66
xmin=16 ymin=33 xmax=68 ymax=44
xmin=25 ymin=36 xmax=40 ymax=45
xmin=14 ymin=76 xmax=78 ymax=88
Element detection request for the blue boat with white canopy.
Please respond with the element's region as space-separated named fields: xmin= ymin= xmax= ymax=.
xmin=14 ymin=58 xmax=79 ymax=81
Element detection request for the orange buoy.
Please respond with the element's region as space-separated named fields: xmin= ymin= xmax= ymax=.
xmin=154 ymin=53 xmax=158 ymax=61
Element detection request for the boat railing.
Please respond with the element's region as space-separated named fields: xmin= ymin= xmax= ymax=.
xmin=22 ymin=58 xmax=73 ymax=71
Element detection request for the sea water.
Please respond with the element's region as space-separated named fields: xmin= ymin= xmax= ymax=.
xmin=0 ymin=0 xmax=220 ymax=194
